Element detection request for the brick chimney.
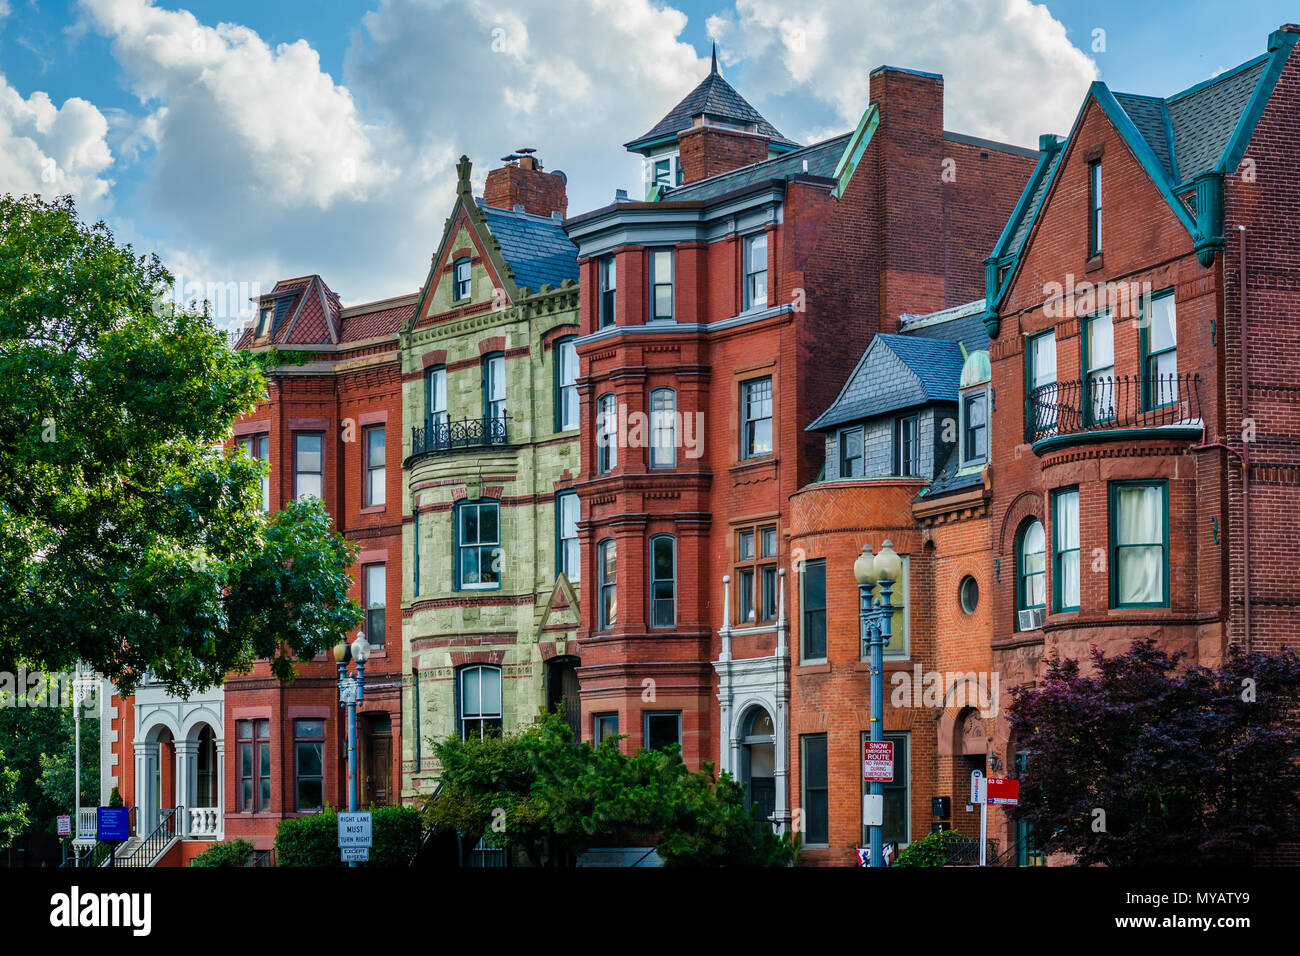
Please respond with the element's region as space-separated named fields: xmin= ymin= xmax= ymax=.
xmin=483 ymin=150 xmax=568 ymax=218
xmin=676 ymin=123 xmax=770 ymax=185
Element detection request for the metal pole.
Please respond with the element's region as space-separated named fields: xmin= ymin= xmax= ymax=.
xmin=347 ymin=691 xmax=358 ymax=814
xmin=862 ymin=578 xmax=893 ymax=868
xmin=73 ymin=668 xmax=83 ymax=868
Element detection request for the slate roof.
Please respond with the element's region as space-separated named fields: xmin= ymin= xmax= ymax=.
xmin=234 ymin=276 xmax=410 ymax=349
xmin=480 ymin=203 xmax=579 ymax=292
xmin=662 ymin=132 xmax=850 ymax=204
xmin=919 ymin=444 xmax=985 ymax=499
xmin=625 ymin=64 xmax=798 ymax=152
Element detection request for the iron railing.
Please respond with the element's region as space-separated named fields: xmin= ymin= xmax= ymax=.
xmin=62 ymin=807 xmax=137 ymax=868
xmin=110 ymin=807 xmax=179 ymax=867
xmin=410 ymin=415 xmax=510 ymax=457
xmin=1026 ymin=372 xmax=1201 ymax=444
xmin=940 ymin=835 xmax=1000 ymax=866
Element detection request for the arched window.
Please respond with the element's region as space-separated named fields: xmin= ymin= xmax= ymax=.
xmin=597 ymin=538 xmax=617 ymax=629
xmin=596 ymin=393 xmax=618 ymax=473
xmin=649 ymin=534 xmax=676 ymax=627
xmin=456 ymin=499 xmax=500 ymax=590
xmin=649 ymin=388 xmax=676 ymax=469
xmin=1017 ymin=518 xmax=1046 ymax=629
xmin=458 ymin=665 xmax=502 ymax=739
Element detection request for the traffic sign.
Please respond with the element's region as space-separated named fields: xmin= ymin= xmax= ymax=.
xmin=863 ymin=740 xmax=894 ymax=782
xmin=341 ymin=847 xmax=369 ymax=863
xmin=337 ymin=811 xmax=373 ymax=848
xmin=57 ymin=815 xmax=72 ymax=837
xmin=969 ymin=769 xmax=985 ymax=804
xmin=985 ymin=777 xmax=1020 ymax=806
xmin=862 ymin=794 xmax=884 ymax=827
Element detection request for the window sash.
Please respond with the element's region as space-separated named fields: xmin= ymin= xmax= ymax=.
xmin=1084 ymin=313 xmax=1116 ymax=423
xmin=1111 ymin=482 xmax=1167 ymax=607
xmin=650 ymin=536 xmax=675 ymax=628
xmin=364 ymin=426 xmax=385 ymax=506
xmin=484 ymin=355 xmax=506 ymax=423
xmin=896 ymin=416 xmax=919 ymax=476
xmin=459 ymin=666 xmax=503 ymax=739
xmin=963 ymin=394 xmax=988 ymax=464
xmin=643 ymin=711 xmax=682 ymax=752
xmin=650 ymin=250 xmax=674 ymax=322
xmin=557 ymin=340 xmax=578 ymax=431
xmin=1018 ymin=519 xmax=1046 ymax=611
xmin=801 ymin=734 xmax=829 ymax=845
xmin=1053 ymin=489 xmax=1080 ymax=612
xmin=598 ymin=540 xmax=616 ymax=629
xmin=1142 ymin=293 xmax=1178 ymax=409
xmin=840 ymin=426 xmax=864 ymax=477
xmin=596 ymin=394 xmax=618 ymax=473
xmin=454 ymin=259 xmax=471 ymax=300
xmin=558 ymin=493 xmax=580 ymax=582
xmin=457 ymin=502 xmax=501 ymax=590
xmin=741 ymin=377 xmax=773 ymax=459
xmin=1088 ymin=161 xmax=1102 ymax=255
xmin=649 ymin=388 xmax=676 ymax=468
xmin=364 ymin=563 xmax=386 ymax=647
xmin=745 ymin=233 xmax=768 ymax=310
xmin=599 ymin=257 xmax=616 ymax=327
xmin=801 ymin=560 xmax=827 ymax=660
xmin=294 ymin=433 xmax=323 ymax=500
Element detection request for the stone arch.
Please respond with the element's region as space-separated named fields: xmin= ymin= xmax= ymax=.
xmin=936 ymin=674 xmax=997 ymax=757
xmin=997 ymin=489 xmax=1044 ymax=556
xmin=181 ymin=706 xmax=223 ymax=743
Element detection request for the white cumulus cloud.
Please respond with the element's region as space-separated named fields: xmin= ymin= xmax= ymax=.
xmin=0 ymin=74 xmax=114 ymax=206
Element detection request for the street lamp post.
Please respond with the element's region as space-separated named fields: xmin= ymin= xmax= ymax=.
xmin=854 ymin=540 xmax=903 ymax=869
xmin=334 ymin=632 xmax=370 ymax=867
xmin=71 ymin=662 xmax=96 ymax=868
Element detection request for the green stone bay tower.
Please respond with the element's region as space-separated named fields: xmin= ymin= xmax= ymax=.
xmin=400 ymin=153 xmax=581 ymax=801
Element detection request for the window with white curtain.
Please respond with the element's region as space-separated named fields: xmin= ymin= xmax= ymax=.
xmin=1028 ymin=331 xmax=1057 ymax=437
xmin=1111 ymin=482 xmax=1167 ymax=606
xmin=1084 ymin=312 xmax=1115 ymax=424
xmin=1053 ymin=488 xmax=1080 ymax=612
xmin=649 ymin=388 xmax=676 ymax=468
xmin=459 ymin=666 xmax=503 ymax=739
xmin=1018 ymin=518 xmax=1046 ymax=615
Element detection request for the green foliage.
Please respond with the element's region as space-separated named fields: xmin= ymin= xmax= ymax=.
xmin=891 ymin=828 xmax=965 ymax=867
xmin=0 ymin=749 xmax=28 ymax=850
xmin=275 ymin=806 xmax=423 ymax=867
xmin=188 ymin=838 xmax=255 ymax=867
xmin=0 ymin=194 xmax=361 ymax=694
xmin=108 ymin=786 xmax=124 ymax=808
xmin=424 ymin=712 xmax=795 ymax=867
xmin=0 ymin=682 xmax=97 ymax=840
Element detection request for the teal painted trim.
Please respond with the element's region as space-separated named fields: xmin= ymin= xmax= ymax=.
xmin=1030 ymin=424 xmax=1201 ymax=456
xmin=832 ymin=104 xmax=879 ymax=200
xmin=1108 ymin=479 xmax=1170 ymax=609
xmin=625 ymin=133 xmax=679 ymax=153
xmin=1091 ymin=84 xmax=1197 ymax=236
xmin=1215 ymin=36 xmax=1297 ymax=177
xmin=1014 ymin=516 xmax=1046 ymax=631
xmin=1051 ymin=487 xmax=1081 ymax=613
xmin=553 ymin=335 xmax=576 ymax=433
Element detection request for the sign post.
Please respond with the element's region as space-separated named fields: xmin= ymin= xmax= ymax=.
xmin=338 ymin=811 xmax=373 ymax=865
xmin=970 ymin=769 xmax=986 ymax=866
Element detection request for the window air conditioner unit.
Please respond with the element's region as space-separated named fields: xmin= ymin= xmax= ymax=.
xmin=1018 ymin=607 xmax=1045 ymax=631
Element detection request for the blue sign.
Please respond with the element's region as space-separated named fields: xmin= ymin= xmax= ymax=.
xmin=97 ymin=807 xmax=131 ymax=841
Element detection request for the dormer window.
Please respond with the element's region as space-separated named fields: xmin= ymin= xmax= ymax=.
xmin=453 ymin=258 xmax=472 ymax=301
xmin=255 ymin=307 xmax=271 ymax=337
xmin=645 ymin=153 xmax=681 ymax=194
xmin=961 ymin=391 xmax=988 ymax=466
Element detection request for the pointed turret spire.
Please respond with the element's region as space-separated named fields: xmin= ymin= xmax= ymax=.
xmin=711 ymin=42 xmax=718 ymax=74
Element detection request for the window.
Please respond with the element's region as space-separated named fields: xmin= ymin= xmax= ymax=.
xmin=649 ymin=535 xmax=676 ymax=628
xmin=839 ymin=426 xmax=864 ymax=477
xmin=1142 ymin=291 xmax=1178 ymax=409
xmin=1088 ymin=161 xmax=1102 ymax=256
xmin=1083 ymin=312 xmax=1115 ymax=424
xmin=800 ymin=559 xmax=827 ymax=661
xmin=1017 ymin=518 xmax=1046 ymax=626
xmin=865 ymin=556 xmax=909 ymax=658
xmin=649 ymin=388 xmax=676 ymax=468
xmin=863 ymin=732 xmax=910 ymax=847
xmin=483 ymin=353 xmax=506 ymax=426
xmin=294 ymin=433 xmax=323 ymax=500
xmin=648 ymin=154 xmax=681 ymax=190
xmin=426 ymin=365 xmax=448 ymax=441
xmin=895 ymin=415 xmax=919 ymax=476
xmin=456 ymin=499 xmax=501 ymax=590
xmin=458 ymin=665 xmax=503 ymax=740
xmin=1053 ymin=489 xmax=1080 ymax=612
xmin=801 ymin=734 xmax=829 ymax=846
xmin=741 ymin=377 xmax=773 ymax=459
xmin=735 ymin=526 xmax=777 ymax=624
xmin=597 ymin=539 xmax=617 ymax=629
xmin=643 ymin=711 xmax=681 ymax=752
xmin=650 ymin=250 xmax=673 ymax=322
xmin=959 ymin=575 xmax=979 ymax=614
xmin=238 ymin=434 xmax=270 ymax=511
xmin=557 ymin=492 xmax=580 ymax=582
xmin=293 ymin=719 xmax=324 ymax=812
xmin=556 ymin=337 xmax=578 ymax=432
xmin=596 ymin=393 xmax=618 ymax=473
xmin=453 ymin=257 xmax=471 ymax=301
xmin=255 ymin=307 xmax=271 ymax=337
xmin=363 ymin=425 xmax=385 ymax=507
xmin=962 ymin=392 xmax=988 ymax=465
xmin=236 ymin=719 xmax=270 ymax=813
xmin=364 ymin=563 xmax=386 ymax=648
xmin=598 ymin=256 xmax=617 ymax=327
xmin=593 ymin=713 xmax=619 ymax=746
xmin=744 ymin=232 xmax=768 ymax=310
xmin=1110 ymin=481 xmax=1167 ymax=607
xmin=1027 ymin=330 xmax=1057 ymax=437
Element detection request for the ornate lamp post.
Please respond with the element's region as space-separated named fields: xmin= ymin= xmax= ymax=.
xmin=854 ymin=540 xmax=903 ymax=868
xmin=333 ymin=633 xmax=370 ymax=822
xmin=71 ymin=662 xmax=97 ymax=867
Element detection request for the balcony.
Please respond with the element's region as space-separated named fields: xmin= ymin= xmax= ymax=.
xmin=411 ymin=415 xmax=510 ymax=457
xmin=1026 ymin=373 xmax=1202 ymax=447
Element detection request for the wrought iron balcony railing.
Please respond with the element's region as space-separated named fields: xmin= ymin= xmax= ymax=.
xmin=1025 ymin=373 xmax=1201 ymax=444
xmin=411 ymin=415 xmax=511 ymax=457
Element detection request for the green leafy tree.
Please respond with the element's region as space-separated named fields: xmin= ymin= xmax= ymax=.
xmin=0 ymin=677 xmax=96 ymax=839
xmin=0 ymin=194 xmax=361 ymax=695
xmin=0 ymin=750 xmax=28 ymax=850
xmin=423 ymin=712 xmax=794 ymax=867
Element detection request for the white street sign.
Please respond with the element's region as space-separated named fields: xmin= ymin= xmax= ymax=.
xmin=969 ymin=769 xmax=985 ymax=805
xmin=338 ymin=811 xmax=373 ymax=848
xmin=341 ymin=847 xmax=369 ymax=863
xmin=862 ymin=794 xmax=884 ymax=828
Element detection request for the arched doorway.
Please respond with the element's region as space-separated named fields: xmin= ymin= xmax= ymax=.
xmin=139 ymin=724 xmax=177 ymax=834
xmin=739 ymin=706 xmax=776 ymax=830
xmin=546 ymin=655 xmax=582 ymax=741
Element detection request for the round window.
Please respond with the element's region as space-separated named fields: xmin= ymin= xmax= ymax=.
xmin=959 ymin=575 xmax=979 ymax=614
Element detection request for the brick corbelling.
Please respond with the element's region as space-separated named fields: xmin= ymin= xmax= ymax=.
xmin=403 ymin=592 xmax=538 ymax=615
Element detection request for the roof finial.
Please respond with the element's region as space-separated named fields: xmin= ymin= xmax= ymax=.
xmin=711 ymin=42 xmax=718 ymax=75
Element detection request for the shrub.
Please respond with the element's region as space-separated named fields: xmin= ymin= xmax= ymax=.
xmin=108 ymin=786 xmax=124 ymax=808
xmin=891 ymin=828 xmax=965 ymax=867
xmin=189 ymin=838 xmax=255 ymax=867
xmin=275 ymin=806 xmax=423 ymax=867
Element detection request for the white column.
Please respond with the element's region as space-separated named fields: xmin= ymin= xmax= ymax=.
xmin=174 ymin=740 xmax=195 ymax=838
xmin=717 ymin=575 xmax=733 ymax=774
xmin=773 ymin=570 xmax=790 ymax=835
xmin=214 ymin=739 xmax=225 ymax=839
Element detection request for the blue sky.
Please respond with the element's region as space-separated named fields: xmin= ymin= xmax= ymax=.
xmin=1 ymin=1 xmax=1295 ymax=314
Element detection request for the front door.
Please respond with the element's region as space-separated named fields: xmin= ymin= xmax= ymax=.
xmin=362 ymin=714 xmax=392 ymax=807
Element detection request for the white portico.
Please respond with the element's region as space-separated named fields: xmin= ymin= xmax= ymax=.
xmin=713 ymin=569 xmax=791 ymax=835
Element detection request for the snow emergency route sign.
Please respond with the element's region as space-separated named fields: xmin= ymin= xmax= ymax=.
xmin=862 ymin=740 xmax=894 ymax=782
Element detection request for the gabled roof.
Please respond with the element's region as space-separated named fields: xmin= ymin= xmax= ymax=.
xmin=233 ymin=279 xmax=411 ymax=350
xmin=806 ymin=333 xmax=965 ymax=432
xmin=983 ymin=26 xmax=1300 ymax=335
xmin=479 ymin=203 xmax=579 ymax=292
xmin=625 ymin=52 xmax=799 ymax=153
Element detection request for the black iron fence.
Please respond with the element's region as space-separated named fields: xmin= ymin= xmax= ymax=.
xmin=109 ymin=807 xmax=179 ymax=867
xmin=1026 ymin=372 xmax=1201 ymax=444
xmin=411 ymin=415 xmax=510 ymax=457
xmin=941 ymin=835 xmax=1000 ymax=866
